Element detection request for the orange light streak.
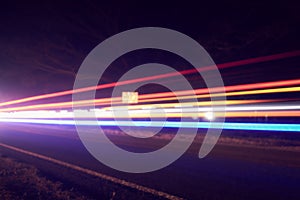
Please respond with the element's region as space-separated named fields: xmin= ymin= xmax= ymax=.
xmin=0 ymin=50 xmax=299 ymax=107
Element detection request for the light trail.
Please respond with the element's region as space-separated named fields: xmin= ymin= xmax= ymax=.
xmin=148 ymin=86 xmax=300 ymax=103
xmin=0 ymin=118 xmax=299 ymax=132
xmin=139 ymin=78 xmax=300 ymax=100
xmin=0 ymin=78 xmax=299 ymax=112
xmin=0 ymin=94 xmax=286 ymax=112
xmin=0 ymin=50 xmax=299 ymax=107
xmin=101 ymin=99 xmax=275 ymax=111
xmin=1 ymin=111 xmax=299 ymax=119
xmin=1 ymin=104 xmax=299 ymax=119
xmin=0 ymin=51 xmax=299 ymax=133
xmin=223 ymin=111 xmax=300 ymax=117
xmin=0 ymin=97 xmax=120 ymax=112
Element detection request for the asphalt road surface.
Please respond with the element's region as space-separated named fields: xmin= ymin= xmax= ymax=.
xmin=0 ymin=123 xmax=300 ymax=200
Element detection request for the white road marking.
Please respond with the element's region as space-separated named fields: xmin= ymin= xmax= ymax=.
xmin=0 ymin=142 xmax=184 ymax=200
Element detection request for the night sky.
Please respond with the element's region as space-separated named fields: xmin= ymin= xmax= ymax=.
xmin=0 ymin=0 xmax=299 ymax=102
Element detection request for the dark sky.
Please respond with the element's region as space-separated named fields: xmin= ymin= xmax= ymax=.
xmin=0 ymin=0 xmax=299 ymax=102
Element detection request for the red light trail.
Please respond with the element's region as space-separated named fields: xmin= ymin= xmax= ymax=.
xmin=0 ymin=51 xmax=299 ymax=133
xmin=0 ymin=50 xmax=299 ymax=107
xmin=0 ymin=83 xmax=299 ymax=112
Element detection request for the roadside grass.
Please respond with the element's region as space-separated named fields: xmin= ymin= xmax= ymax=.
xmin=0 ymin=154 xmax=90 ymax=200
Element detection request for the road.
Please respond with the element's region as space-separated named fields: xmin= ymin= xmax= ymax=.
xmin=0 ymin=123 xmax=300 ymax=199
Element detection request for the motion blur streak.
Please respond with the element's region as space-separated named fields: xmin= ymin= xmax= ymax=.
xmin=0 ymin=96 xmax=287 ymax=112
xmin=101 ymin=100 xmax=275 ymax=111
xmin=0 ymin=79 xmax=299 ymax=112
xmin=0 ymin=97 xmax=121 ymax=112
xmin=139 ymin=78 xmax=300 ymax=100
xmin=0 ymin=118 xmax=299 ymax=132
xmin=169 ymin=86 xmax=300 ymax=101
xmin=1 ymin=103 xmax=299 ymax=119
xmin=0 ymin=50 xmax=299 ymax=107
xmin=1 ymin=111 xmax=299 ymax=119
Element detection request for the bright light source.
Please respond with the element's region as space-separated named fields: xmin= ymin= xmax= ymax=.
xmin=204 ymin=111 xmax=214 ymax=121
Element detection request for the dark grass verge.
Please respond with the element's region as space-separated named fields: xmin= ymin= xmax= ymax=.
xmin=0 ymin=154 xmax=92 ymax=200
xmin=0 ymin=149 xmax=166 ymax=200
